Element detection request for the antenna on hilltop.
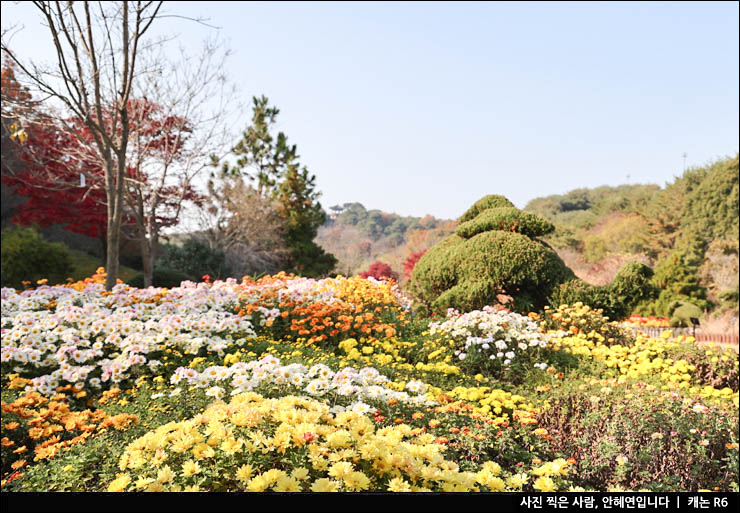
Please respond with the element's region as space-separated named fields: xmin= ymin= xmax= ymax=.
xmin=682 ymin=152 xmax=687 ymax=172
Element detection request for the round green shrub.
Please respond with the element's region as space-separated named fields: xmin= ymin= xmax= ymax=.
xmin=455 ymin=207 xmax=555 ymax=239
xmin=549 ymin=279 xmax=595 ymax=307
xmin=548 ymin=279 xmax=626 ymax=320
xmin=458 ymin=195 xmax=516 ymax=223
xmin=127 ymin=267 xmax=194 ymax=288
xmin=1 ymin=226 xmax=73 ymax=289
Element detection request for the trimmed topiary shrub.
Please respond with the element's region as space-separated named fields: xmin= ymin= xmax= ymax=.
xmin=668 ymin=300 xmax=703 ymax=328
xmin=1 ymin=226 xmax=73 ymax=289
xmin=409 ymin=196 xmax=574 ymax=314
xmin=458 ymin=195 xmax=516 ymax=223
xmin=455 ymin=207 xmax=555 ymax=239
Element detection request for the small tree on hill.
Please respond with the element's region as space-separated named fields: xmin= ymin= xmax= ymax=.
xmin=402 ymin=249 xmax=427 ymax=281
xmin=359 ymin=261 xmax=398 ymax=282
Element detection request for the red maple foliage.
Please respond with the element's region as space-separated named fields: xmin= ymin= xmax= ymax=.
xmin=2 ymin=65 xmax=197 ymax=242
xmin=2 ymin=118 xmax=112 ymax=238
xmin=359 ymin=261 xmax=398 ymax=282
xmin=402 ymin=249 xmax=428 ymax=280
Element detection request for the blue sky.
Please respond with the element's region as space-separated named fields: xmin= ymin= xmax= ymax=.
xmin=2 ymin=1 xmax=738 ymax=219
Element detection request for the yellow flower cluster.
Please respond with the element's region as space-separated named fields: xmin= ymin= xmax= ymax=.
xmin=552 ymin=334 xmax=738 ymax=405
xmin=324 ymin=276 xmax=405 ymax=310
xmin=541 ymin=303 xmax=624 ymax=343
xmin=530 ymin=458 xmax=572 ymax=491
xmin=112 ymin=393 xmax=487 ymax=492
xmin=110 ymin=391 xmax=575 ymax=493
xmin=444 ymin=386 xmax=536 ymax=421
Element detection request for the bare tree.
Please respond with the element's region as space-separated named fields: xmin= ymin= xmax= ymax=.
xmin=198 ymin=176 xmax=288 ymax=277
xmin=124 ymin=39 xmax=238 ymax=287
xmin=1 ymin=1 xmax=163 ymax=289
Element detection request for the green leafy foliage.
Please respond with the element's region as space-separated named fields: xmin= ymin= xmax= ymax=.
xmin=636 ymin=249 xmax=710 ymax=317
xmin=1 ymin=226 xmax=72 ymax=288
xmin=548 ymin=262 xmax=656 ymax=321
xmin=525 ymin=184 xmax=660 ymax=221
xmin=581 ymin=214 xmax=653 ymax=263
xmin=524 ymin=155 xmax=737 ymax=319
xmin=718 ymin=289 xmax=739 ymax=308
xmin=548 ymin=280 xmax=622 ymax=320
xmin=669 ymin=301 xmax=703 ymax=328
xmin=610 ymin=262 xmax=657 ymax=311
xmin=678 ymin=155 xmax=739 ymax=255
xmin=330 ymin=203 xmax=444 ymax=243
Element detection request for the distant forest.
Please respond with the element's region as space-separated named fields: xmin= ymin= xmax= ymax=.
xmin=315 ymin=203 xmax=455 ymax=278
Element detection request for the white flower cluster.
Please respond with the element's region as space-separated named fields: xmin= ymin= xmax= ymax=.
xmin=171 ymin=355 xmax=435 ymax=411
xmin=1 ymin=282 xmax=255 ymax=395
xmin=1 ymin=274 xmax=413 ymax=398
xmin=430 ymin=306 xmax=551 ymax=367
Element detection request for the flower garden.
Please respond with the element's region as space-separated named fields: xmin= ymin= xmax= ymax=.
xmin=1 ymin=269 xmax=738 ymax=493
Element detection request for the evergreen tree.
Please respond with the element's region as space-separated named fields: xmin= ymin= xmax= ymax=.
xmin=220 ymin=96 xmax=336 ymax=276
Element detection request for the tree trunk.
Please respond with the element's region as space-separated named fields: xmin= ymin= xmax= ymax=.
xmin=141 ymin=232 xmax=154 ymax=287
xmin=105 ymin=154 xmax=126 ymax=291
xmin=135 ymin=189 xmax=155 ymax=288
xmin=105 ymin=221 xmax=120 ymax=290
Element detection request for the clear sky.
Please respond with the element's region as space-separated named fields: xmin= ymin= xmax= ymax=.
xmin=2 ymin=1 xmax=738 ymax=219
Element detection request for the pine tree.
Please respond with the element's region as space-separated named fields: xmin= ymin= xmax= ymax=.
xmin=219 ymin=96 xmax=336 ymax=276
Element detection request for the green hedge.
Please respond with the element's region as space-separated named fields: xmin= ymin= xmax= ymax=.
xmin=158 ymin=239 xmax=229 ymax=280
xmin=126 ymin=268 xmax=194 ymax=289
xmin=1 ymin=226 xmax=73 ymax=289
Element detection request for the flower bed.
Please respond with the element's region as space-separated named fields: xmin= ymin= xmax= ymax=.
xmin=1 ymin=274 xmax=738 ymax=492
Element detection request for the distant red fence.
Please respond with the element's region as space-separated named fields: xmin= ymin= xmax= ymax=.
xmin=625 ymin=326 xmax=739 ymax=346
xmin=693 ymin=333 xmax=739 ymax=345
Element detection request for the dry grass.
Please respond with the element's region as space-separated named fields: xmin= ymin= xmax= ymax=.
xmin=700 ymin=309 xmax=740 ymax=336
xmin=555 ymin=248 xmax=651 ymax=286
